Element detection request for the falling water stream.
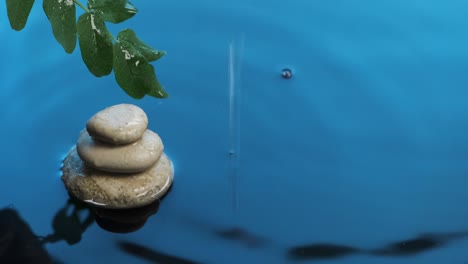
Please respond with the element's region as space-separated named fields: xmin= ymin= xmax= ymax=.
xmin=228 ymin=34 xmax=244 ymax=213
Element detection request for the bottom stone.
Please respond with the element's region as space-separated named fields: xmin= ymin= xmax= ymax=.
xmin=61 ymin=146 xmax=174 ymax=209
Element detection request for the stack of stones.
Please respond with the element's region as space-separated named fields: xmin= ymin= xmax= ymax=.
xmin=61 ymin=104 xmax=174 ymax=209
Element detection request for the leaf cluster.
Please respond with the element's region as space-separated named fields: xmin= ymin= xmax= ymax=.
xmin=6 ymin=0 xmax=168 ymax=99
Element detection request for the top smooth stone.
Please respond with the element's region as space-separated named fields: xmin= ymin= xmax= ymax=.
xmin=87 ymin=104 xmax=148 ymax=145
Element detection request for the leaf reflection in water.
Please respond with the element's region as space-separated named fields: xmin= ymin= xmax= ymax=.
xmin=117 ymin=241 xmax=202 ymax=264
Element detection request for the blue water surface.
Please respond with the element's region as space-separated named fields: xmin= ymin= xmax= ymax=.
xmin=1 ymin=1 xmax=468 ymax=263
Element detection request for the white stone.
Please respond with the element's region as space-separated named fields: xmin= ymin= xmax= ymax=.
xmin=76 ymin=129 xmax=163 ymax=173
xmin=61 ymin=147 xmax=174 ymax=209
xmin=86 ymin=104 xmax=148 ymax=145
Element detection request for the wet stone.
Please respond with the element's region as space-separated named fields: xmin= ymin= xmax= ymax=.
xmin=86 ymin=104 xmax=148 ymax=145
xmin=76 ymin=129 xmax=163 ymax=173
xmin=61 ymin=147 xmax=174 ymax=209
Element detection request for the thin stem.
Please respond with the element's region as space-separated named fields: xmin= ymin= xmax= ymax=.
xmin=73 ymin=0 xmax=89 ymax=13
xmin=110 ymin=34 xmax=118 ymax=43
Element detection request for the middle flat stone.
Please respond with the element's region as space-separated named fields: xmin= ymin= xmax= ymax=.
xmin=76 ymin=129 xmax=163 ymax=173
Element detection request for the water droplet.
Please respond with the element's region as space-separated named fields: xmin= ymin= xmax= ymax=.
xmin=281 ymin=68 xmax=293 ymax=79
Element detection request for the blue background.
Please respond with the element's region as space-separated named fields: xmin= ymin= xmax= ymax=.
xmin=1 ymin=0 xmax=468 ymax=263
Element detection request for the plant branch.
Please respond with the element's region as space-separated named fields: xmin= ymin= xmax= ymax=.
xmin=109 ymin=33 xmax=118 ymax=43
xmin=73 ymin=0 xmax=89 ymax=13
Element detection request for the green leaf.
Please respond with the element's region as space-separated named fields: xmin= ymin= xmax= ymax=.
xmin=87 ymin=0 xmax=137 ymax=23
xmin=43 ymin=0 xmax=77 ymax=53
xmin=113 ymin=42 xmax=152 ymax=98
xmin=77 ymin=12 xmax=113 ymax=77
xmin=113 ymin=29 xmax=168 ymax=99
xmin=117 ymin=29 xmax=165 ymax=62
xmin=146 ymin=65 xmax=169 ymax=98
xmin=6 ymin=0 xmax=35 ymax=31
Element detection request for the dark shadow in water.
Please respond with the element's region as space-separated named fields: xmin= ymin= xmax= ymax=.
xmin=0 ymin=195 xmax=167 ymax=262
xmin=40 ymin=197 xmax=94 ymax=245
xmin=94 ymin=200 xmax=160 ymax=233
xmin=0 ymin=208 xmax=57 ymax=264
xmin=118 ymin=241 xmax=203 ymax=264
xmin=215 ymin=227 xmax=268 ymax=248
xmin=288 ymin=243 xmax=361 ymax=260
xmin=369 ymin=231 xmax=468 ymax=256
xmin=287 ymin=231 xmax=468 ymax=261
xmin=175 ymin=212 xmax=269 ymax=248
xmin=52 ymin=187 xmax=170 ymax=235
xmin=92 ymin=182 xmax=172 ymax=233
xmin=40 ymin=191 xmax=166 ymax=244
xmin=0 ymin=187 xmax=171 ymax=262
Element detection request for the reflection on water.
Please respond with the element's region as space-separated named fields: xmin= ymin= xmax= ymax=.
xmin=370 ymin=231 xmax=468 ymax=256
xmin=1 ymin=194 xmax=165 ymax=246
xmin=0 ymin=195 xmax=166 ymax=263
xmin=94 ymin=200 xmax=160 ymax=234
xmin=215 ymin=227 xmax=268 ymax=248
xmin=51 ymin=194 xmax=166 ymax=236
xmin=288 ymin=244 xmax=361 ymax=260
xmin=0 ymin=208 xmax=54 ymax=264
xmin=40 ymin=197 xmax=93 ymax=245
xmin=3 ymin=204 xmax=468 ymax=264
xmin=287 ymin=231 xmax=468 ymax=261
xmin=118 ymin=241 xmax=201 ymax=264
